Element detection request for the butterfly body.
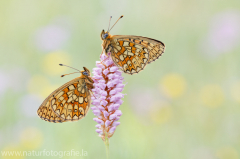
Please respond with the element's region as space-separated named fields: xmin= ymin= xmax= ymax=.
xmin=37 ymin=67 xmax=94 ymax=123
xmin=101 ymin=29 xmax=165 ymax=75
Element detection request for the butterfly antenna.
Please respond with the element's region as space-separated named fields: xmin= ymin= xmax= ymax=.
xmin=61 ymin=72 xmax=79 ymax=77
xmin=109 ymin=15 xmax=123 ymax=32
xmin=107 ymin=16 xmax=112 ymax=32
xmin=59 ymin=64 xmax=81 ymax=72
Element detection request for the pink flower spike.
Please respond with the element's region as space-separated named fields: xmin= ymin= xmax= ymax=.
xmin=92 ymin=52 xmax=125 ymax=141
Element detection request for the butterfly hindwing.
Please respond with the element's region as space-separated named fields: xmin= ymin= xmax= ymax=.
xmin=137 ymin=37 xmax=165 ymax=64
xmin=37 ymin=97 xmax=63 ymax=123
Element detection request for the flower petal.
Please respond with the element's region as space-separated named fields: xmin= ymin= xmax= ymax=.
xmin=109 ymin=126 xmax=116 ymax=133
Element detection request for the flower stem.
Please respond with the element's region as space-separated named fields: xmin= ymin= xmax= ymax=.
xmin=104 ymin=132 xmax=109 ymax=159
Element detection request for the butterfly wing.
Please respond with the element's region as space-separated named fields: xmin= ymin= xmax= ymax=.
xmin=37 ymin=77 xmax=91 ymax=123
xmin=105 ymin=38 xmax=150 ymax=74
xmin=112 ymin=35 xmax=165 ymax=64
xmin=104 ymin=35 xmax=165 ymax=74
xmin=135 ymin=36 xmax=165 ymax=64
xmin=37 ymin=97 xmax=63 ymax=123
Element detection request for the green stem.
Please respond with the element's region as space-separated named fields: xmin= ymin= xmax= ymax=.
xmin=104 ymin=132 xmax=109 ymax=159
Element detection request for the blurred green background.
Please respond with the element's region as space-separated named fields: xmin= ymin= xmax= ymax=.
xmin=1 ymin=0 xmax=240 ymax=158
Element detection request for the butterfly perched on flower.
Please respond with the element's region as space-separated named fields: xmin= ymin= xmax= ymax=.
xmin=37 ymin=66 xmax=94 ymax=123
xmin=101 ymin=16 xmax=166 ymax=75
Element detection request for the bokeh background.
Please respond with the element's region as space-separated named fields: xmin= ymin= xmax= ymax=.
xmin=1 ymin=0 xmax=240 ymax=158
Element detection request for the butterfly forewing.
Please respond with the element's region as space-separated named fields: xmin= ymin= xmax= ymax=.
xmin=37 ymin=77 xmax=92 ymax=123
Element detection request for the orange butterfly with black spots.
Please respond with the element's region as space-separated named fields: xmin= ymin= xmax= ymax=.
xmin=37 ymin=66 xmax=94 ymax=123
xmin=101 ymin=16 xmax=166 ymax=75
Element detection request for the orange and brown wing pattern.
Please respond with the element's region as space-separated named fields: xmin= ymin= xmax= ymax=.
xmin=37 ymin=77 xmax=91 ymax=123
xmin=100 ymin=16 xmax=165 ymax=75
xmin=104 ymin=35 xmax=165 ymax=74
xmin=109 ymin=39 xmax=149 ymax=74
xmin=51 ymin=79 xmax=91 ymax=122
xmin=115 ymin=36 xmax=165 ymax=64
xmin=37 ymin=97 xmax=63 ymax=123
xmin=136 ymin=38 xmax=165 ymax=64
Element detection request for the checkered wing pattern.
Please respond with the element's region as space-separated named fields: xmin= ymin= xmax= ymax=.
xmin=103 ymin=35 xmax=165 ymax=74
xmin=37 ymin=77 xmax=91 ymax=123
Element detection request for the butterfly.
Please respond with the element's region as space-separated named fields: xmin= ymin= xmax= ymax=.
xmin=37 ymin=66 xmax=94 ymax=123
xmin=101 ymin=16 xmax=166 ymax=75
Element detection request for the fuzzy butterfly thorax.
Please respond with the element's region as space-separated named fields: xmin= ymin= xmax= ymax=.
xmin=37 ymin=67 xmax=94 ymax=123
xmin=100 ymin=16 xmax=166 ymax=75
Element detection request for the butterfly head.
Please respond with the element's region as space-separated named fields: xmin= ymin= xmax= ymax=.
xmin=101 ymin=30 xmax=110 ymax=40
xmin=81 ymin=67 xmax=94 ymax=84
xmin=81 ymin=67 xmax=91 ymax=77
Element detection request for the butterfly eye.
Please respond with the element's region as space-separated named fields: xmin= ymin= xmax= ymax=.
xmin=83 ymin=72 xmax=89 ymax=76
xmin=103 ymin=33 xmax=108 ymax=39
